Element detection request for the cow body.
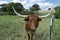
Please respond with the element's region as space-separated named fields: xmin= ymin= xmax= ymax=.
xmin=25 ymin=14 xmax=41 ymax=40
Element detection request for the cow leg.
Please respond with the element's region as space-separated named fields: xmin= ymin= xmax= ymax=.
xmin=31 ymin=31 xmax=33 ymax=40
xmin=33 ymin=31 xmax=36 ymax=40
xmin=27 ymin=31 xmax=34 ymax=40
xmin=27 ymin=31 xmax=31 ymax=40
xmin=27 ymin=33 xmax=30 ymax=40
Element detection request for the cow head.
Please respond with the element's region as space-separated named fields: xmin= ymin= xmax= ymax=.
xmin=24 ymin=14 xmax=42 ymax=30
xmin=12 ymin=6 xmax=51 ymax=30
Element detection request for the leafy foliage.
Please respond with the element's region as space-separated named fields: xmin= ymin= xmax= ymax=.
xmin=48 ymin=8 xmax=51 ymax=10
xmin=54 ymin=6 xmax=60 ymax=11
xmin=0 ymin=2 xmax=25 ymax=15
xmin=54 ymin=12 xmax=60 ymax=19
xmin=32 ymin=4 xmax=41 ymax=11
xmin=29 ymin=4 xmax=41 ymax=13
xmin=0 ymin=4 xmax=6 ymax=12
xmin=0 ymin=3 xmax=42 ymax=15
xmin=54 ymin=6 xmax=60 ymax=19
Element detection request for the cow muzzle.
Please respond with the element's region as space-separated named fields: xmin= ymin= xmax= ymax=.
xmin=31 ymin=26 xmax=36 ymax=31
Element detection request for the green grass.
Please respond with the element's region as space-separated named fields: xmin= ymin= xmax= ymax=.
xmin=0 ymin=15 xmax=60 ymax=40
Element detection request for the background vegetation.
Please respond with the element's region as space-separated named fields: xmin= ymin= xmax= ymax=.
xmin=0 ymin=2 xmax=60 ymax=18
xmin=0 ymin=2 xmax=41 ymax=15
xmin=0 ymin=16 xmax=60 ymax=40
xmin=54 ymin=6 xmax=60 ymax=19
xmin=0 ymin=2 xmax=60 ymax=40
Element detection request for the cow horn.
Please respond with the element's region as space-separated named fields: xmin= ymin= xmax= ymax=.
xmin=38 ymin=10 xmax=51 ymax=18
xmin=12 ymin=6 xmax=28 ymax=18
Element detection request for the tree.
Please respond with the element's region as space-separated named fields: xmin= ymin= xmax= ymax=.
xmin=5 ymin=2 xmax=24 ymax=12
xmin=3 ymin=2 xmax=25 ymax=15
xmin=29 ymin=4 xmax=41 ymax=13
xmin=54 ymin=6 xmax=60 ymax=11
xmin=48 ymin=8 xmax=51 ymax=10
xmin=32 ymin=4 xmax=41 ymax=11
xmin=54 ymin=6 xmax=60 ymax=19
xmin=0 ymin=4 xmax=7 ymax=12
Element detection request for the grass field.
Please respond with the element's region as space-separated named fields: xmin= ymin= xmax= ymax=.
xmin=0 ymin=15 xmax=60 ymax=40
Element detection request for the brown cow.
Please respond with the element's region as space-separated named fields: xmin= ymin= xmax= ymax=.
xmin=12 ymin=6 xmax=51 ymax=40
xmin=25 ymin=14 xmax=41 ymax=40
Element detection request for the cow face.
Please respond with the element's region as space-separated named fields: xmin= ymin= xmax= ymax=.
xmin=24 ymin=14 xmax=41 ymax=30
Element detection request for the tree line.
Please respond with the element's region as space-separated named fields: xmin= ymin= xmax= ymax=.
xmin=0 ymin=2 xmax=60 ymax=19
xmin=0 ymin=2 xmax=41 ymax=15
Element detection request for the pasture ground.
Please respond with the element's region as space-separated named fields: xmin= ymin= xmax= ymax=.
xmin=0 ymin=15 xmax=60 ymax=40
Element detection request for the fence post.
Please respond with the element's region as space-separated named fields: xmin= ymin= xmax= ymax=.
xmin=50 ymin=15 xmax=54 ymax=40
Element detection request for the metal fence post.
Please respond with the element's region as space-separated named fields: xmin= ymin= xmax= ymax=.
xmin=50 ymin=15 xmax=54 ymax=40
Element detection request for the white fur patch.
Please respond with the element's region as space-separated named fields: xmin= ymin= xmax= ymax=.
xmin=31 ymin=27 xmax=36 ymax=30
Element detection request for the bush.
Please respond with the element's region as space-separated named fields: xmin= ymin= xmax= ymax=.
xmin=54 ymin=11 xmax=60 ymax=19
xmin=20 ymin=10 xmax=37 ymax=15
xmin=0 ymin=12 xmax=16 ymax=15
xmin=7 ymin=12 xmax=16 ymax=15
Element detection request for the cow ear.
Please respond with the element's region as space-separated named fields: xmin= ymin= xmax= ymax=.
xmin=38 ymin=17 xmax=42 ymax=21
xmin=24 ymin=17 xmax=29 ymax=21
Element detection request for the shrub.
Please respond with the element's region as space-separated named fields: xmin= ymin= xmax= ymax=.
xmin=54 ymin=11 xmax=60 ymax=19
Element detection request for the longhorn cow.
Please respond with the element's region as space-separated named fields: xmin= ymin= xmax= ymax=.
xmin=12 ymin=6 xmax=51 ymax=40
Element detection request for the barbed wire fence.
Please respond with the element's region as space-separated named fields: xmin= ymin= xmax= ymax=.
xmin=39 ymin=9 xmax=55 ymax=40
xmin=40 ymin=15 xmax=54 ymax=40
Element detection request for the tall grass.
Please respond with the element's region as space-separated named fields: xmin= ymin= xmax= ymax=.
xmin=0 ymin=15 xmax=60 ymax=40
